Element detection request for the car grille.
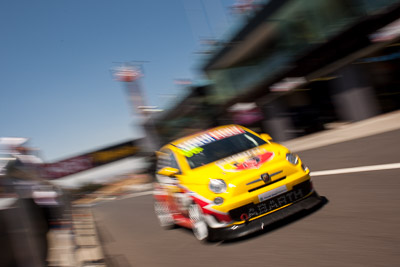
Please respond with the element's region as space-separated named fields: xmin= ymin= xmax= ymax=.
xmin=229 ymin=180 xmax=312 ymax=222
xmin=248 ymin=176 xmax=286 ymax=192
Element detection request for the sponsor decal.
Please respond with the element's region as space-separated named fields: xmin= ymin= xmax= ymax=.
xmin=254 ymin=189 xmax=304 ymax=215
xmin=229 ymin=182 xmax=311 ymax=221
xmin=178 ymin=133 xmax=216 ymax=151
xmin=208 ymin=126 xmax=245 ymax=140
xmin=91 ymin=145 xmax=138 ymax=164
xmin=258 ymin=185 xmax=287 ymax=202
xmin=42 ymin=156 xmax=93 ymax=179
xmin=177 ymin=126 xmax=245 ymax=157
xmin=179 ymin=147 xmax=204 ymax=158
xmin=216 ymin=147 xmax=274 ymax=172
xmin=42 ymin=140 xmax=140 ymax=179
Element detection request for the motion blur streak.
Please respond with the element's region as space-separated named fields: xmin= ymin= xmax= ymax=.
xmin=2 ymin=0 xmax=400 ymax=266
xmin=311 ymin=163 xmax=400 ymax=176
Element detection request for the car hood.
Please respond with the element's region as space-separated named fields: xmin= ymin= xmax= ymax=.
xmin=186 ymin=143 xmax=291 ymax=185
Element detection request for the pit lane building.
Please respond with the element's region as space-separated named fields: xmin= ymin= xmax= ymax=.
xmin=154 ymin=0 xmax=400 ymax=143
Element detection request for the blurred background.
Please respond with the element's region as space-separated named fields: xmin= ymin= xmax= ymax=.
xmin=1 ymin=0 xmax=400 ymax=266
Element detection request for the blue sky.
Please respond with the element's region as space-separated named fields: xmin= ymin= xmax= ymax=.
xmin=0 ymin=0 xmax=236 ymax=162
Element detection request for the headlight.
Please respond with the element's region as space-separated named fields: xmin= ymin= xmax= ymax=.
xmin=286 ymin=153 xmax=299 ymax=165
xmin=209 ymin=179 xmax=227 ymax=194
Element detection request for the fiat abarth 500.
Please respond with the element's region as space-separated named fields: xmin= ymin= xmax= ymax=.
xmin=153 ymin=125 xmax=324 ymax=241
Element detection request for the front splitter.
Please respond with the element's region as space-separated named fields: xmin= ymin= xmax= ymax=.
xmin=209 ymin=192 xmax=325 ymax=241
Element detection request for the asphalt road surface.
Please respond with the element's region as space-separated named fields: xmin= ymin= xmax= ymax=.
xmin=94 ymin=129 xmax=400 ymax=267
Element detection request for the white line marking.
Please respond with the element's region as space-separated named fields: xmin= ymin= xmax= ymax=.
xmin=311 ymin=163 xmax=400 ymax=176
xmin=85 ymin=164 xmax=400 ymax=202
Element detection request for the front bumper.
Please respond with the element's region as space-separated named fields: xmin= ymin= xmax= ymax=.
xmin=209 ymin=191 xmax=324 ymax=241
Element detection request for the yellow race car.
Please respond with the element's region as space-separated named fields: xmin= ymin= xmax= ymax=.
xmin=153 ymin=125 xmax=323 ymax=241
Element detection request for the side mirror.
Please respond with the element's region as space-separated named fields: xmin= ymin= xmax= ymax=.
xmin=260 ymin=133 xmax=272 ymax=141
xmin=157 ymin=167 xmax=179 ymax=177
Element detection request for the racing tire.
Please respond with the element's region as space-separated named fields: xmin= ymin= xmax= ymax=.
xmin=154 ymin=200 xmax=175 ymax=229
xmin=188 ymin=203 xmax=211 ymax=241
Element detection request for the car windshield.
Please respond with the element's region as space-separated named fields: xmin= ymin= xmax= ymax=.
xmin=184 ymin=132 xmax=267 ymax=169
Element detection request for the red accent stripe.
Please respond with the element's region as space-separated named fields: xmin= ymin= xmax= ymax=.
xmin=191 ymin=195 xmax=232 ymax=223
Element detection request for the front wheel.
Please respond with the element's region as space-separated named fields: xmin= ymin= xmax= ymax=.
xmin=188 ymin=203 xmax=210 ymax=241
